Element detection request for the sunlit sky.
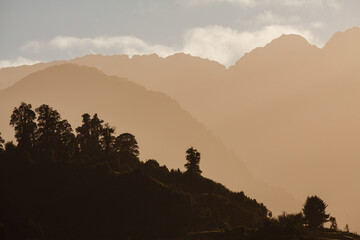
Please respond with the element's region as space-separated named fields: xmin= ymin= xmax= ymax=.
xmin=1 ymin=0 xmax=359 ymax=67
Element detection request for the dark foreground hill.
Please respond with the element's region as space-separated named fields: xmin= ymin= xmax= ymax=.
xmin=0 ymin=144 xmax=267 ymax=239
xmin=1 ymin=103 xmax=359 ymax=240
xmin=1 ymin=144 xmax=358 ymax=240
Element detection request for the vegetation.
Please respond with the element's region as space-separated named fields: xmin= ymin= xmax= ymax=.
xmin=303 ymin=196 xmax=330 ymax=228
xmin=184 ymin=147 xmax=202 ymax=175
xmin=0 ymin=102 xmax=359 ymax=240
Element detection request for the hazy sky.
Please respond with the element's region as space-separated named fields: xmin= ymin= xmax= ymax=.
xmin=1 ymin=0 xmax=359 ymax=67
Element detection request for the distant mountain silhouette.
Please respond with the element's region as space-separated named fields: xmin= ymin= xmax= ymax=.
xmin=0 ymin=64 xmax=298 ymax=215
xmin=1 ymin=26 xmax=360 ymax=231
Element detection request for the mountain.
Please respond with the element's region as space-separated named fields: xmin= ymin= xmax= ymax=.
xmin=0 ymin=63 xmax=298 ymax=215
xmin=0 ymin=60 xmax=65 ymax=89
xmin=215 ymin=27 xmax=360 ymax=231
xmin=1 ymin=27 xmax=360 ymax=231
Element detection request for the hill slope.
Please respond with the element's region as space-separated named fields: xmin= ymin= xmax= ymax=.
xmin=0 ymin=64 xmax=298 ymax=215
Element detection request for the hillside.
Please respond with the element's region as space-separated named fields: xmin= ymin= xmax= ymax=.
xmin=0 ymin=64 xmax=298 ymax=215
xmin=0 ymin=131 xmax=268 ymax=239
xmin=1 ymin=108 xmax=357 ymax=240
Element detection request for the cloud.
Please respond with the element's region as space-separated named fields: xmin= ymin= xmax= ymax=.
xmin=182 ymin=25 xmax=320 ymax=67
xmin=254 ymin=10 xmax=300 ymax=25
xmin=16 ymin=24 xmax=320 ymax=68
xmin=180 ymin=0 xmax=341 ymax=8
xmin=22 ymin=36 xmax=176 ymax=59
xmin=0 ymin=57 xmax=41 ymax=68
xmin=180 ymin=0 xmax=256 ymax=7
xmin=310 ymin=21 xmax=324 ymax=29
xmin=264 ymin=0 xmax=341 ymax=9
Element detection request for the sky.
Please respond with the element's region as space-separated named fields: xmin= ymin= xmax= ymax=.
xmin=0 ymin=0 xmax=359 ymax=68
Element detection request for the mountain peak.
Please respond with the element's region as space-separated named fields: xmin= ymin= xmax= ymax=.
xmin=265 ymin=34 xmax=314 ymax=50
xmin=324 ymin=26 xmax=360 ymax=52
xmin=231 ymin=33 xmax=317 ymax=69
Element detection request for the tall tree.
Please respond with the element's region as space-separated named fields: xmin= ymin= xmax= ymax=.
xmin=90 ymin=114 xmax=103 ymax=151
xmin=35 ymin=104 xmax=74 ymax=159
xmin=100 ymin=123 xmax=115 ymax=154
xmin=76 ymin=113 xmax=91 ymax=152
xmin=9 ymin=102 xmax=37 ymax=150
xmin=303 ymin=195 xmax=330 ymax=228
xmin=76 ymin=113 xmax=104 ymax=156
xmin=114 ymin=133 xmax=140 ymax=168
xmin=184 ymin=147 xmax=202 ymax=175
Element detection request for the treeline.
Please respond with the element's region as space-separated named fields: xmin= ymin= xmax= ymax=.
xmin=3 ymin=102 xmax=141 ymax=169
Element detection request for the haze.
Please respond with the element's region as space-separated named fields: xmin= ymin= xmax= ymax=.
xmin=1 ymin=0 xmax=360 ymax=234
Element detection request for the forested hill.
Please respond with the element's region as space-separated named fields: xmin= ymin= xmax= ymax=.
xmin=0 ymin=103 xmax=267 ymax=239
xmin=1 ymin=103 xmax=359 ymax=240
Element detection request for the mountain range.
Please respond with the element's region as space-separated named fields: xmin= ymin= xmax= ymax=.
xmin=1 ymin=26 xmax=359 ymax=232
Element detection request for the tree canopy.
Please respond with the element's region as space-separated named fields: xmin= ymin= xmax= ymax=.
xmin=303 ymin=195 xmax=330 ymax=228
xmin=35 ymin=104 xmax=74 ymax=160
xmin=184 ymin=147 xmax=202 ymax=175
xmin=9 ymin=102 xmax=37 ymax=151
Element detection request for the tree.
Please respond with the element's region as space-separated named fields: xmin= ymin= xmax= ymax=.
xmin=100 ymin=123 xmax=115 ymax=154
xmin=184 ymin=147 xmax=202 ymax=175
xmin=303 ymin=195 xmax=330 ymax=228
xmin=113 ymin=133 xmax=139 ymax=168
xmin=76 ymin=113 xmax=91 ymax=152
xmin=9 ymin=102 xmax=37 ymax=150
xmin=344 ymin=224 xmax=350 ymax=232
xmin=329 ymin=216 xmax=338 ymax=231
xmin=114 ymin=133 xmax=139 ymax=158
xmin=76 ymin=113 xmax=104 ymax=153
xmin=35 ymin=104 xmax=74 ymax=159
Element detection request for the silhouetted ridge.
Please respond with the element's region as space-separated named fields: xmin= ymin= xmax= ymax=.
xmin=1 ymin=103 xmax=359 ymax=239
xmin=0 ymin=103 xmax=268 ymax=239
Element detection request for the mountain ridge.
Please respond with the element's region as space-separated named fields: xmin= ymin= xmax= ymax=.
xmin=1 ymin=26 xmax=360 ymax=231
xmin=0 ymin=63 xmax=300 ymax=215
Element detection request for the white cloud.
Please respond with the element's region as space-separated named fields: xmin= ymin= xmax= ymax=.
xmin=0 ymin=57 xmax=41 ymax=69
xmin=16 ymin=24 xmax=321 ymax=68
xmin=311 ymin=21 xmax=324 ymax=29
xmin=182 ymin=25 xmax=320 ymax=67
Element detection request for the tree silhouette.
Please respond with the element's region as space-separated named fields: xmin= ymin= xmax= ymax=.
xmin=100 ymin=123 xmax=115 ymax=154
xmin=76 ymin=113 xmax=104 ymax=154
xmin=76 ymin=113 xmax=91 ymax=152
xmin=10 ymin=102 xmax=37 ymax=151
xmin=303 ymin=195 xmax=330 ymax=228
xmin=35 ymin=104 xmax=74 ymax=159
xmin=90 ymin=114 xmax=104 ymax=151
xmin=329 ymin=216 xmax=338 ymax=230
xmin=114 ymin=133 xmax=139 ymax=158
xmin=344 ymin=224 xmax=350 ymax=232
xmin=184 ymin=147 xmax=202 ymax=175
